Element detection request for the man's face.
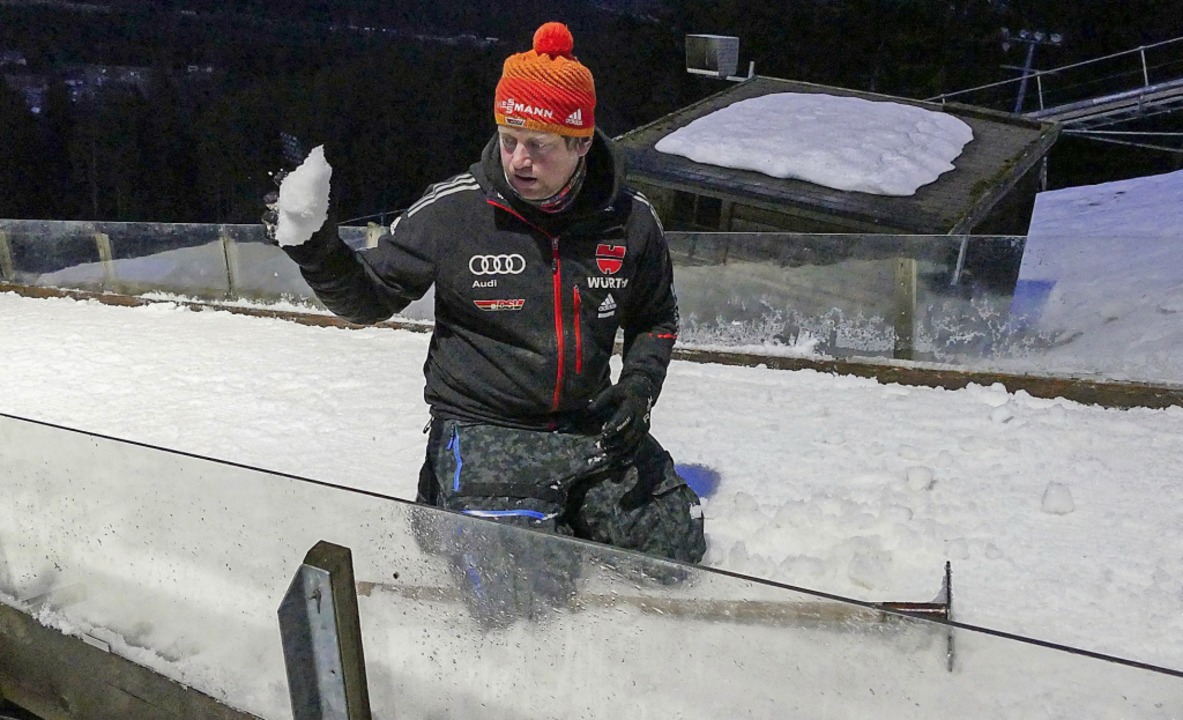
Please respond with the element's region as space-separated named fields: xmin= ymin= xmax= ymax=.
xmin=498 ymin=127 xmax=591 ymax=200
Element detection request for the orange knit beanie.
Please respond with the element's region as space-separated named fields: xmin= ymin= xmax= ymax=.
xmin=494 ymin=22 xmax=596 ymax=137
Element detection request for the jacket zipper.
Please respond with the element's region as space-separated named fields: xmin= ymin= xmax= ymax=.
xmin=488 ymin=199 xmax=567 ymax=412
xmin=549 ymin=236 xmax=565 ymax=409
xmin=573 ymin=287 xmax=583 ymax=375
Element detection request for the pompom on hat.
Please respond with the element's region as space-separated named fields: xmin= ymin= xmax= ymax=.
xmin=494 ymin=22 xmax=595 ymax=138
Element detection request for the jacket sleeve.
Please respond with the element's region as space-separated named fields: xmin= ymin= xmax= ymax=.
xmin=283 ymin=210 xmax=436 ymax=327
xmin=618 ymin=203 xmax=679 ymax=401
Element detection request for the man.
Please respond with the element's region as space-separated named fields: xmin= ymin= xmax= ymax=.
xmin=266 ymin=22 xmax=705 ymax=566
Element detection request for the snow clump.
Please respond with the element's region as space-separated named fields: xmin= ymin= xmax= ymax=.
xmin=275 ymin=145 xmax=332 ymax=247
xmin=1041 ymin=482 xmax=1076 ymax=515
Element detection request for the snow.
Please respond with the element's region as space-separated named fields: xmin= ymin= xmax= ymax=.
xmin=3 ymin=96 xmax=1183 ymax=712
xmin=273 ymin=145 xmax=331 ymax=246
xmin=1040 ymin=482 xmax=1076 ymax=515
xmin=3 ymin=283 xmax=1183 ymax=677
xmin=654 ymin=92 xmax=974 ymax=195
xmin=1007 ymin=167 xmax=1183 ymax=382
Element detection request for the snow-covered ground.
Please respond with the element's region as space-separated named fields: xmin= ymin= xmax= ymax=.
xmin=3 ymin=93 xmax=1183 ymax=714
xmin=3 ymin=282 xmax=1183 ymax=676
xmin=1006 ymin=168 xmax=1183 ymax=382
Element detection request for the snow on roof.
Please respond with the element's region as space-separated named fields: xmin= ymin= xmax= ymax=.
xmin=654 ymin=92 xmax=974 ymax=196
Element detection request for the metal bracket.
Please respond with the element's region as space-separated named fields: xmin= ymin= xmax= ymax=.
xmin=880 ymin=561 xmax=955 ymax=671
xmin=277 ymin=541 xmax=372 ymax=720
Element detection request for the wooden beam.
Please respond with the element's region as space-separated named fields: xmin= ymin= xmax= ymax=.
xmin=0 ymin=603 xmax=260 ymax=720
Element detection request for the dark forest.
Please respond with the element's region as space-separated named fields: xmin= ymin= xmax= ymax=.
xmin=2 ymin=0 xmax=1181 ymax=224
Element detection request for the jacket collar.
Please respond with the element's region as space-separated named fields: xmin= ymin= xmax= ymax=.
xmin=474 ymin=128 xmax=625 ymax=230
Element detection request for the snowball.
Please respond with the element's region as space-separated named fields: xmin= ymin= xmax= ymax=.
xmin=1041 ymin=482 xmax=1076 ymax=515
xmin=881 ymin=504 xmax=914 ymax=523
xmin=905 ymin=465 xmax=935 ymax=492
xmin=727 ymin=540 xmax=750 ymax=565
xmin=847 ymin=548 xmax=891 ymax=590
xmin=1045 ymin=404 xmax=1068 ymax=422
xmin=732 ymin=491 xmax=760 ymax=514
xmin=990 ymin=405 xmax=1015 ymax=424
xmin=975 ymin=384 xmax=1011 ymax=408
xmin=779 ymin=555 xmax=827 ymax=581
xmin=275 ymin=145 xmax=332 ymax=247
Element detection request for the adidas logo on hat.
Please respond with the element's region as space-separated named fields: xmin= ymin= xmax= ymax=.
xmin=564 ymin=108 xmax=583 ymax=126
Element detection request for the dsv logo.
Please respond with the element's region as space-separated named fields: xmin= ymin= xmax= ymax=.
xmin=469 ymin=254 xmax=526 ymax=275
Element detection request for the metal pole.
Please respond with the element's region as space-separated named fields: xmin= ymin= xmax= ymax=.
xmin=220 ymin=226 xmax=240 ymax=299
xmin=95 ymin=231 xmax=115 ymax=288
xmin=893 ymin=257 xmax=918 ymax=361
xmin=1014 ymin=41 xmax=1038 ymax=114
xmin=0 ymin=231 xmax=13 ymax=282
xmin=278 ymin=541 xmax=373 ymax=720
xmin=951 ymin=236 xmax=969 ymax=286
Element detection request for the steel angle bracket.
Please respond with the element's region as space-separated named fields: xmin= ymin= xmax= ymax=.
xmin=277 ymin=541 xmax=373 ymax=720
xmin=878 ymin=561 xmax=954 ymax=672
xmin=356 ymin=560 xmax=958 ymax=672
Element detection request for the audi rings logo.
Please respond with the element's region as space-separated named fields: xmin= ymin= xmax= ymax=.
xmin=469 ymin=254 xmax=526 ymax=276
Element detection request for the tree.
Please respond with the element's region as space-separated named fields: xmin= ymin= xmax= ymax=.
xmin=39 ymin=77 xmax=82 ymax=219
xmin=139 ymin=63 xmax=199 ymax=221
xmin=0 ymin=80 xmax=41 ymax=218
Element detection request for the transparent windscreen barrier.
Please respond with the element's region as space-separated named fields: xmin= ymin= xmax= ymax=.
xmin=670 ymin=231 xmax=1183 ymax=385
xmin=1 ymin=412 xmax=1180 ymax=719
xmin=669 ymin=232 xmax=1019 ymax=357
xmin=3 ymin=219 xmax=1183 ymax=384
xmin=0 ymin=219 xmax=367 ymax=305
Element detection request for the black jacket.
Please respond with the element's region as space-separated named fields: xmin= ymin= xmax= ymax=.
xmin=285 ymin=130 xmax=678 ymax=429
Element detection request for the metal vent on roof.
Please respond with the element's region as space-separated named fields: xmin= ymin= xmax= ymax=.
xmin=686 ymin=34 xmax=740 ymax=79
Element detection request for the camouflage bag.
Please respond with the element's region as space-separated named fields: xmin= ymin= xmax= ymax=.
xmin=415 ymin=418 xmax=707 ymax=627
xmin=424 ymin=418 xmax=705 ymax=562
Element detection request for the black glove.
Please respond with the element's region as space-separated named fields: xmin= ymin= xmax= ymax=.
xmin=262 ymin=133 xmax=327 ymax=246
xmin=260 ymin=169 xmax=289 ymax=245
xmin=588 ymin=374 xmax=654 ymax=456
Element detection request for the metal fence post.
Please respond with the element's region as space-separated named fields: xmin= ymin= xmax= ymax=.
xmin=893 ymin=257 xmax=917 ymax=361
xmin=95 ymin=231 xmax=115 ymax=288
xmin=0 ymin=231 xmax=13 ymax=282
xmin=220 ymin=226 xmax=240 ymax=299
xmin=365 ymin=223 xmax=382 ymax=249
xmin=277 ymin=541 xmax=373 ymax=720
